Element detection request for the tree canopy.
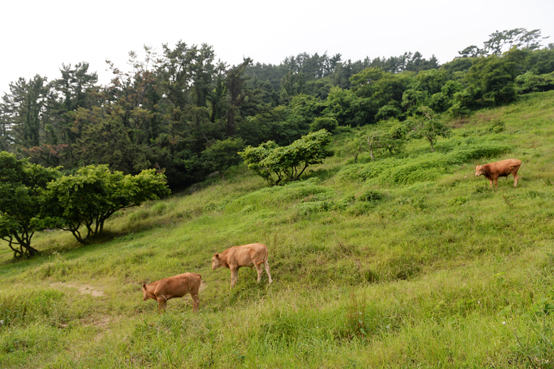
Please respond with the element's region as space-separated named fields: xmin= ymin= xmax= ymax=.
xmin=0 ymin=28 xmax=552 ymax=192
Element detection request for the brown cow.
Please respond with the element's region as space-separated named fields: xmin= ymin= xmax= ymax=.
xmin=475 ymin=159 xmax=522 ymax=188
xmin=212 ymin=243 xmax=273 ymax=288
xmin=142 ymin=272 xmax=201 ymax=312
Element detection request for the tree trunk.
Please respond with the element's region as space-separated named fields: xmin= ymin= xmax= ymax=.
xmin=226 ymin=108 xmax=236 ymax=137
xmin=428 ymin=138 xmax=435 ymax=152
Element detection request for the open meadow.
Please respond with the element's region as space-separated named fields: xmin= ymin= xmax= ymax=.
xmin=1 ymin=91 xmax=554 ymax=368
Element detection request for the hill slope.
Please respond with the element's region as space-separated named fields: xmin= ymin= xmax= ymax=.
xmin=1 ymin=91 xmax=554 ymax=368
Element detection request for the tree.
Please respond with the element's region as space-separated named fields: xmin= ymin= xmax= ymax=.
xmin=325 ymin=87 xmax=372 ymax=126
xmin=465 ymin=55 xmax=518 ymax=106
xmin=407 ymin=107 xmax=451 ymax=152
xmin=0 ymin=109 xmax=12 ymax=152
xmin=459 ymin=28 xmax=550 ymax=58
xmin=1 ymin=75 xmax=50 ymax=148
xmin=45 ymin=165 xmax=170 ymax=244
xmin=238 ymin=140 xmax=279 ymax=183
xmin=0 ymin=152 xmax=60 ymax=257
xmin=362 ymin=119 xmax=408 ymax=160
xmin=240 ymin=129 xmax=333 ymax=185
xmin=207 ymin=62 xmax=229 ymax=123
xmin=458 ymin=45 xmax=486 ymax=58
xmin=40 ymin=62 xmax=100 ymax=168
xmin=514 ymin=71 xmax=554 ymax=94
xmin=484 ymin=28 xmax=549 ymax=55
xmin=201 ymin=138 xmax=246 ymax=179
xmin=349 ymin=68 xmax=413 ymax=123
xmin=310 ymin=117 xmax=338 ymax=133
xmin=226 ymin=58 xmax=252 ymax=136
xmin=342 ymin=132 xmax=366 ymax=163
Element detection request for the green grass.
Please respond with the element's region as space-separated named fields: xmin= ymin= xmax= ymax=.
xmin=2 ymin=91 xmax=554 ymax=368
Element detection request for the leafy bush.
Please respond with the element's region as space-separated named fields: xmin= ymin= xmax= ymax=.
xmin=294 ymin=201 xmax=334 ymax=215
xmin=240 ymin=130 xmax=334 ymax=185
xmin=201 ymin=137 xmax=246 ymax=179
xmin=358 ymin=190 xmax=384 ymax=202
xmin=515 ymin=71 xmax=554 ymax=94
xmin=310 ymin=117 xmax=338 ymax=133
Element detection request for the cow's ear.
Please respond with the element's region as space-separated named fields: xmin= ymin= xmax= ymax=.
xmin=142 ymin=284 xmax=146 ymax=289
xmin=215 ymin=254 xmax=219 ymax=258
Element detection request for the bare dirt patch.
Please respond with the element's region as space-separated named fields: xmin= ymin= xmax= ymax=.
xmin=51 ymin=282 xmax=105 ymax=297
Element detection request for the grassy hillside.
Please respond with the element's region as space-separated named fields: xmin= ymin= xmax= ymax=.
xmin=1 ymin=91 xmax=554 ymax=368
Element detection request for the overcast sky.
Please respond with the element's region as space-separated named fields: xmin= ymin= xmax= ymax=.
xmin=1 ymin=0 xmax=553 ymax=96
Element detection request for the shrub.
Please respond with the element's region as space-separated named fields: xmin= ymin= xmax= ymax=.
xmin=240 ymin=130 xmax=333 ymax=185
xmin=310 ymin=117 xmax=338 ymax=133
xmin=358 ymin=190 xmax=384 ymax=202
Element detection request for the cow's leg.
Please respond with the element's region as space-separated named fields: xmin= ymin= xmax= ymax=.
xmin=489 ymin=179 xmax=493 ymax=188
xmin=254 ymin=262 xmax=264 ymax=283
xmin=230 ymin=267 xmax=238 ymax=288
xmin=512 ymin=169 xmax=520 ymax=187
xmin=494 ymin=178 xmax=498 ymax=188
xmin=191 ymin=293 xmax=199 ymax=312
xmin=264 ymin=261 xmax=273 ymax=284
xmin=157 ymin=298 xmax=167 ymax=313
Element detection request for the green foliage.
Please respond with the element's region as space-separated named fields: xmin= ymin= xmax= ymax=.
xmin=465 ymin=55 xmax=518 ymax=106
xmin=407 ymin=106 xmax=451 ymax=152
xmin=238 ymin=105 xmax=311 ymax=147
xmin=45 ymin=165 xmax=170 ymax=243
xmin=324 ymin=87 xmax=372 ymax=126
xmin=240 ymin=130 xmax=333 ymax=185
xmin=448 ymin=85 xmax=483 ymax=117
xmin=341 ymin=132 xmax=367 ymax=163
xmin=237 ymin=141 xmax=279 ymax=182
xmin=515 ymin=71 xmax=554 ymax=94
xmin=201 ymin=137 xmax=246 ymax=179
xmin=2 ymin=34 xmax=553 ymax=195
xmin=339 ymin=137 xmax=510 ymax=185
xmin=0 ymin=152 xmax=61 ymax=257
xmin=309 ymin=117 xmax=338 ymax=133
xmin=358 ymin=189 xmax=384 ymax=202
xmin=363 ymin=119 xmax=409 ymax=160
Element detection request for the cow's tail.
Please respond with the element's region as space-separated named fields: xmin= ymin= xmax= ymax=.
xmin=256 ymin=245 xmax=269 ymax=265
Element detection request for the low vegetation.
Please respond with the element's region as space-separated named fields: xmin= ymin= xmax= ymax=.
xmin=1 ymin=91 xmax=554 ymax=368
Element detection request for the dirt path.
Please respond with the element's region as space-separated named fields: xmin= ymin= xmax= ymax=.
xmin=50 ymin=282 xmax=105 ymax=297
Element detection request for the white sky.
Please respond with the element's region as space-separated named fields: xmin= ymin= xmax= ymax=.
xmin=1 ymin=0 xmax=553 ymax=96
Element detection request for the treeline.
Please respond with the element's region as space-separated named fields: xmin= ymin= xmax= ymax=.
xmin=1 ymin=28 xmax=553 ymax=190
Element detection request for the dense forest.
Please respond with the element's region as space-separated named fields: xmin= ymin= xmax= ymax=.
xmin=1 ymin=28 xmax=553 ymax=190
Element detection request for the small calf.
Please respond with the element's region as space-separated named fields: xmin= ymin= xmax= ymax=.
xmin=212 ymin=243 xmax=272 ymax=288
xmin=142 ymin=272 xmax=201 ymax=312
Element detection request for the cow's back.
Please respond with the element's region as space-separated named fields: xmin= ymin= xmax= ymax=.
xmin=228 ymin=243 xmax=268 ymax=267
xmin=487 ymin=159 xmax=521 ymax=176
xmin=156 ymin=273 xmax=200 ymax=297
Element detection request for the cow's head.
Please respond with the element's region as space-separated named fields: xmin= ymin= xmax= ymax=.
xmin=212 ymin=254 xmax=221 ymax=270
xmin=475 ymin=165 xmax=485 ymax=177
xmin=142 ymin=284 xmax=152 ymax=301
